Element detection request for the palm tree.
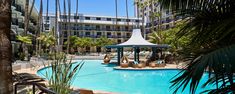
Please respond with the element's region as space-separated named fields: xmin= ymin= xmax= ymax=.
xmin=160 ymin=0 xmax=235 ymax=93
xmin=76 ymin=37 xmax=93 ymax=54
xmin=135 ymin=0 xmax=140 ymax=28
xmin=138 ymin=1 xmax=147 ymax=39
xmin=66 ymin=0 xmax=71 ymax=54
xmin=125 ymin=0 xmax=129 ymax=31
xmin=36 ymin=0 xmax=43 ymax=56
xmin=65 ymin=36 xmax=79 ymax=53
xmin=95 ymin=37 xmax=114 ymax=52
xmin=55 ymin=0 xmax=58 ymax=52
xmin=0 ymin=0 xmax=13 ymax=93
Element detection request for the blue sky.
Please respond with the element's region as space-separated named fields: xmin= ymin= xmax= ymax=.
xmin=35 ymin=0 xmax=135 ymax=17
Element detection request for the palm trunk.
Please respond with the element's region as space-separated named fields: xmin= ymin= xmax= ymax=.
xmin=136 ymin=0 xmax=140 ymax=28
xmin=37 ymin=0 xmax=43 ymax=56
xmin=115 ymin=0 xmax=118 ymax=30
xmin=61 ymin=0 xmax=67 ymax=52
xmin=0 ymin=0 xmax=13 ymax=93
xmin=23 ymin=0 xmax=30 ymax=61
xmin=150 ymin=1 xmax=154 ymax=33
xmin=55 ymin=0 xmax=58 ymax=52
xmin=67 ymin=0 xmax=71 ymax=54
xmin=142 ymin=7 xmax=145 ymax=39
xmin=126 ymin=0 xmax=129 ymax=31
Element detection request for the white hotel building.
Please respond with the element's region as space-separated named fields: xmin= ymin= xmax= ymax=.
xmin=43 ymin=14 xmax=143 ymax=52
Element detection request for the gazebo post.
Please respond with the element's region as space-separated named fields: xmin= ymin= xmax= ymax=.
xmin=117 ymin=48 xmax=121 ymax=65
xmin=137 ymin=47 xmax=140 ymax=63
xmin=121 ymin=47 xmax=123 ymax=58
xmin=134 ymin=47 xmax=137 ymax=62
xmin=152 ymin=47 xmax=157 ymax=60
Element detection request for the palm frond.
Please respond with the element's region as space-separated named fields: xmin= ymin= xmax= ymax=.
xmin=171 ymin=44 xmax=235 ymax=94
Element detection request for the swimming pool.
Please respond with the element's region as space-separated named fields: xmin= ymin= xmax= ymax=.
xmin=37 ymin=60 xmax=215 ymax=94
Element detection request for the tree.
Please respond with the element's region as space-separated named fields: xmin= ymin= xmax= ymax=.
xmin=160 ymin=0 xmax=235 ymax=93
xmin=125 ymin=0 xmax=129 ymax=30
xmin=76 ymin=37 xmax=93 ymax=54
xmin=17 ymin=35 xmax=32 ymax=44
xmin=0 ymin=0 xmax=13 ymax=93
xmin=95 ymin=37 xmax=114 ymax=52
xmin=66 ymin=0 xmax=71 ymax=54
xmin=65 ymin=36 xmax=79 ymax=53
xmin=138 ymin=1 xmax=148 ymax=39
xmin=37 ymin=29 xmax=56 ymax=54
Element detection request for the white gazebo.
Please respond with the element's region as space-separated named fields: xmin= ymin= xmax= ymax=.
xmin=106 ymin=29 xmax=169 ymax=64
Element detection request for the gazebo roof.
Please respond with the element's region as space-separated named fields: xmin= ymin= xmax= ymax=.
xmin=106 ymin=29 xmax=169 ymax=48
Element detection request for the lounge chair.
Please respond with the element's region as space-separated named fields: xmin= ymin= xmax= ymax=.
xmin=78 ymin=89 xmax=94 ymax=94
xmin=12 ymin=72 xmax=55 ymax=94
xmin=156 ymin=60 xmax=166 ymax=67
xmin=103 ymin=54 xmax=111 ymax=64
xmin=120 ymin=56 xmax=129 ymax=68
xmin=149 ymin=62 xmax=157 ymax=68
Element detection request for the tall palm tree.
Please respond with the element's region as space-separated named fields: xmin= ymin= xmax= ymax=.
xmin=135 ymin=0 xmax=140 ymax=28
xmin=36 ymin=0 xmax=43 ymax=56
xmin=61 ymin=0 xmax=67 ymax=48
xmin=23 ymin=0 xmax=30 ymax=60
xmin=54 ymin=0 xmax=58 ymax=52
xmin=125 ymin=0 xmax=129 ymax=31
xmin=66 ymin=0 xmax=71 ymax=53
xmin=138 ymin=1 xmax=147 ymax=39
xmin=115 ymin=0 xmax=118 ymax=34
xmin=160 ymin=0 xmax=235 ymax=93
xmin=0 ymin=0 xmax=13 ymax=93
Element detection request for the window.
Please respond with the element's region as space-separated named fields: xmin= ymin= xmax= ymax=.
xmin=126 ymin=33 xmax=130 ymax=36
xmin=85 ymin=17 xmax=90 ymax=20
xmin=117 ymin=19 xmax=121 ymax=21
xmin=117 ymin=26 xmax=120 ymax=31
xmin=61 ymin=15 xmax=67 ymax=19
xmin=135 ymin=20 xmax=139 ymax=22
xmin=125 ymin=26 xmax=129 ymax=31
xmin=106 ymin=26 xmax=111 ymax=31
xmin=107 ymin=18 xmax=111 ymax=21
xmin=118 ymin=40 xmax=122 ymax=43
xmin=107 ymin=32 xmax=111 ymax=36
xmin=74 ymin=16 xmax=79 ymax=19
xmin=44 ymin=24 xmax=50 ymax=30
xmin=85 ymin=32 xmax=90 ymax=36
xmin=107 ymin=32 xmax=112 ymax=38
xmin=117 ymin=33 xmax=121 ymax=36
xmin=97 ymin=32 xmax=102 ymax=36
xmin=96 ymin=25 xmax=100 ymax=30
xmin=96 ymin=17 xmax=101 ymax=20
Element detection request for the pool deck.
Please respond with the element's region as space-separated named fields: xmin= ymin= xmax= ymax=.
xmin=13 ymin=55 xmax=184 ymax=94
xmin=13 ymin=56 xmax=120 ymax=94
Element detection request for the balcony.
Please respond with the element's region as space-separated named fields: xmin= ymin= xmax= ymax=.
xmin=18 ymin=22 xmax=24 ymax=28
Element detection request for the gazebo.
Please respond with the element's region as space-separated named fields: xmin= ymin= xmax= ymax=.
xmin=106 ymin=29 xmax=169 ymax=64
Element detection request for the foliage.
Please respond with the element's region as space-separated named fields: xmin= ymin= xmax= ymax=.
xmin=64 ymin=36 xmax=79 ymax=48
xmin=148 ymin=22 xmax=191 ymax=51
xmin=159 ymin=0 xmax=235 ymax=93
xmin=41 ymin=52 xmax=84 ymax=94
xmin=37 ymin=32 xmax=56 ymax=48
xmin=95 ymin=37 xmax=114 ymax=47
xmin=76 ymin=37 xmax=94 ymax=48
xmin=16 ymin=35 xmax=32 ymax=44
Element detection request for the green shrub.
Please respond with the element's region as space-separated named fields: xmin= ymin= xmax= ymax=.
xmin=42 ymin=53 xmax=84 ymax=94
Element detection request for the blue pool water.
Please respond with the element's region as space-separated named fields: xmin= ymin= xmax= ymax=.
xmin=37 ymin=60 xmax=215 ymax=94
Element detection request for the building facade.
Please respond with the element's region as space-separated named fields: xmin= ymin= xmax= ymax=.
xmin=43 ymin=14 xmax=142 ymax=52
xmin=11 ymin=0 xmax=38 ymax=54
xmin=134 ymin=0 xmax=183 ymax=35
